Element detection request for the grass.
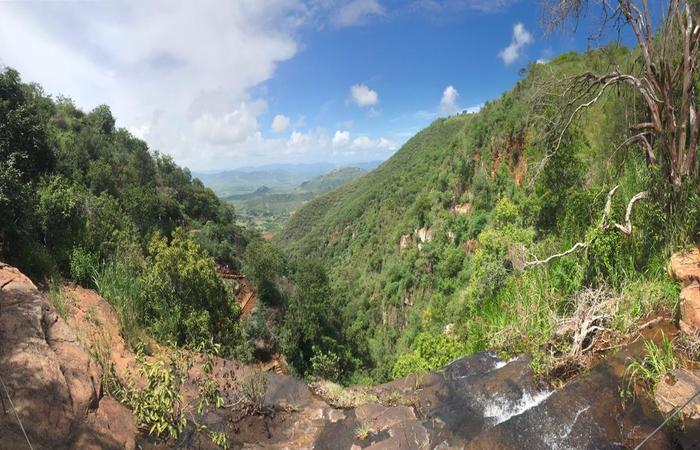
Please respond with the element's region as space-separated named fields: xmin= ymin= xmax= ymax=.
xmin=313 ymin=380 xmax=379 ymax=408
xmin=93 ymin=259 xmax=151 ymax=353
xmin=47 ymin=281 xmax=71 ymax=320
xmin=354 ymin=421 xmax=375 ymax=440
xmin=624 ymin=333 xmax=678 ymax=394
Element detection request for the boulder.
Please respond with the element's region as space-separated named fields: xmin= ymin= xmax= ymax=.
xmin=679 ymin=283 xmax=700 ymax=333
xmin=655 ymin=369 xmax=700 ymax=419
xmin=669 ymin=248 xmax=700 ymax=286
xmin=0 ymin=264 xmax=137 ymax=450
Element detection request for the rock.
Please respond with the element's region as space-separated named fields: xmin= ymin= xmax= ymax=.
xmin=74 ymin=397 xmax=137 ymax=450
xmin=355 ymin=404 xmax=415 ymax=431
xmin=44 ymin=307 xmax=101 ymax=415
xmin=679 ymin=283 xmax=700 ymax=332
xmin=363 ymin=420 xmax=429 ymax=450
xmin=669 ymin=248 xmax=700 ymax=286
xmin=399 ymin=234 xmax=411 ymax=251
xmin=0 ymin=264 xmax=137 ymax=450
xmin=63 ymin=285 xmax=141 ymax=388
xmin=414 ymin=227 xmax=433 ymax=244
xmin=656 ymin=369 xmax=700 ymax=419
xmin=452 ymin=202 xmax=472 ymax=216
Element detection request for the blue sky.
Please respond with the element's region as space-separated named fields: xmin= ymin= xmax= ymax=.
xmin=0 ymin=0 xmax=605 ymax=170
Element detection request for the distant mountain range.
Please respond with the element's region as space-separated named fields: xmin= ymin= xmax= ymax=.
xmin=195 ymin=163 xmax=377 ymax=233
xmin=193 ymin=161 xmax=381 ymax=198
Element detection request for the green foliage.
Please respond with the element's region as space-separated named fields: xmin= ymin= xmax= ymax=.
xmin=69 ymin=247 xmax=98 ymax=287
xmin=281 ymin=259 xmax=351 ymax=379
xmin=93 ymin=255 xmax=150 ymax=351
xmin=624 ymin=334 xmax=678 ymax=393
xmin=47 ymin=281 xmax=71 ymax=320
xmin=276 ymin=45 xmax=692 ymax=383
xmin=243 ymin=239 xmax=284 ymax=305
xmin=140 ymin=229 xmax=241 ymax=352
xmin=392 ymin=332 xmax=467 ymax=378
xmin=117 ymin=352 xmax=187 ymax=440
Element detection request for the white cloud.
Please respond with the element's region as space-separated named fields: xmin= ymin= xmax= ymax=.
xmin=464 ymin=103 xmax=483 ymax=114
xmin=271 ymin=114 xmax=290 ymax=133
xmin=334 ymin=0 xmax=384 ymax=27
xmin=350 ymin=84 xmax=379 ymax=107
xmin=0 ymin=1 xmax=306 ymax=169
xmin=498 ymin=22 xmax=533 ymax=65
xmin=411 ymin=0 xmax=520 ymax=15
xmin=349 ymin=136 xmax=395 ymax=151
xmin=440 ymin=85 xmax=459 ymax=114
xmin=192 ymin=100 xmax=266 ymax=146
xmin=332 ymin=130 xmax=351 ymax=147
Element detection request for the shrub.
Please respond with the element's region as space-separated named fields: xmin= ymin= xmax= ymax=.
xmin=140 ymin=228 xmax=241 ymax=353
xmin=69 ymin=247 xmax=98 ymax=287
xmin=117 ymin=352 xmax=187 ymax=440
xmin=392 ymin=332 xmax=467 ymax=378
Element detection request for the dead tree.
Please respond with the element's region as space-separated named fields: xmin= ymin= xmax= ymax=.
xmin=541 ymin=0 xmax=700 ymax=188
xmin=517 ymin=184 xmax=649 ymax=269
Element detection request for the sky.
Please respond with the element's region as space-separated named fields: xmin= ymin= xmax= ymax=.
xmin=0 ymin=0 xmax=599 ymax=171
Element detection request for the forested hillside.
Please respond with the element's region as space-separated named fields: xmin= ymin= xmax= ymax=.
xmin=279 ymin=44 xmax=699 ymax=383
xmin=0 ymin=67 xmax=281 ymax=361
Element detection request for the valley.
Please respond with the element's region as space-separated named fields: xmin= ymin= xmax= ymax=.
xmin=2 ymin=0 xmax=700 ymax=448
xmin=200 ymin=166 xmax=373 ymax=233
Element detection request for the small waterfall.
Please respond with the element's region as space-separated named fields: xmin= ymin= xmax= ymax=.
xmin=482 ymin=390 xmax=553 ymax=425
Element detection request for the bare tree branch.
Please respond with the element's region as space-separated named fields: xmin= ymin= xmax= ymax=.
xmin=522 ymin=185 xmax=649 ymax=269
xmin=522 ymin=242 xmax=588 ymax=269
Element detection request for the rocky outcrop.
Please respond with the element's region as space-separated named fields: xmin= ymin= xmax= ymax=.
xmin=452 ymin=202 xmax=471 ymax=216
xmin=399 ymin=234 xmax=411 ymax=251
xmin=670 ymin=248 xmax=700 ymax=332
xmin=680 ymin=284 xmax=700 ymax=334
xmin=0 ymin=264 xmax=137 ymax=450
xmin=670 ymin=248 xmax=700 ymax=286
xmin=656 ymin=369 xmax=700 ymax=419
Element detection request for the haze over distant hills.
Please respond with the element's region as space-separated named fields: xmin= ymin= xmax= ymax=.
xmin=195 ymin=162 xmax=378 ymax=232
xmin=194 ymin=160 xmax=381 ymax=198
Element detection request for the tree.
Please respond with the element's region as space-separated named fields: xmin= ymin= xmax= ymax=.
xmin=140 ymin=229 xmax=241 ymax=351
xmin=543 ymin=0 xmax=700 ymax=188
xmin=281 ymin=259 xmax=346 ymax=377
xmin=243 ymin=240 xmax=284 ymax=304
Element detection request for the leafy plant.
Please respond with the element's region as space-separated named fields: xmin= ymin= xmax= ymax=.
xmin=117 ymin=352 xmax=188 ymax=440
xmin=355 ymin=421 xmax=375 ymax=440
xmin=624 ymin=334 xmax=678 ymax=394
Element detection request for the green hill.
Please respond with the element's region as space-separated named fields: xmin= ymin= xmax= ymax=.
xmin=278 ymin=47 xmax=690 ymax=382
xmin=225 ymin=166 xmax=368 ymax=233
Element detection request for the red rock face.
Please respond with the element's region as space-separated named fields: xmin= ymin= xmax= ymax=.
xmin=0 ymin=265 xmax=137 ymax=450
xmin=670 ymin=248 xmax=700 ymax=332
xmin=669 ymin=247 xmax=700 ymax=286
xmin=680 ymin=284 xmax=700 ymax=333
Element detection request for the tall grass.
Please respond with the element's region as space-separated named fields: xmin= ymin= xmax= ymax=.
xmin=47 ymin=281 xmax=71 ymax=320
xmin=624 ymin=333 xmax=678 ymax=393
xmin=93 ymin=259 xmax=149 ymax=352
